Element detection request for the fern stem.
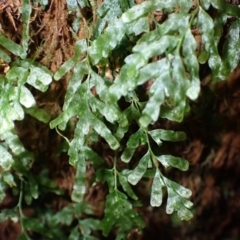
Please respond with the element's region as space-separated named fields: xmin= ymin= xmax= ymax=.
xmin=113 ymin=155 xmax=118 ymax=191
xmin=143 ymin=129 xmax=159 ymax=168
xmin=176 ymin=6 xmax=199 ymax=53
xmin=18 ymin=180 xmax=29 ymax=239
xmin=55 ymin=127 xmax=70 ymax=145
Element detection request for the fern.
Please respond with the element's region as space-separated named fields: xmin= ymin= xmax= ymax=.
xmin=48 ymin=0 xmax=240 ymax=237
xmin=0 ymin=2 xmax=54 ymax=237
xmin=93 ymin=0 xmax=127 ymax=38
xmin=1 ymin=0 xmax=240 ymax=239
xmin=0 ymin=59 xmax=52 ymax=206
